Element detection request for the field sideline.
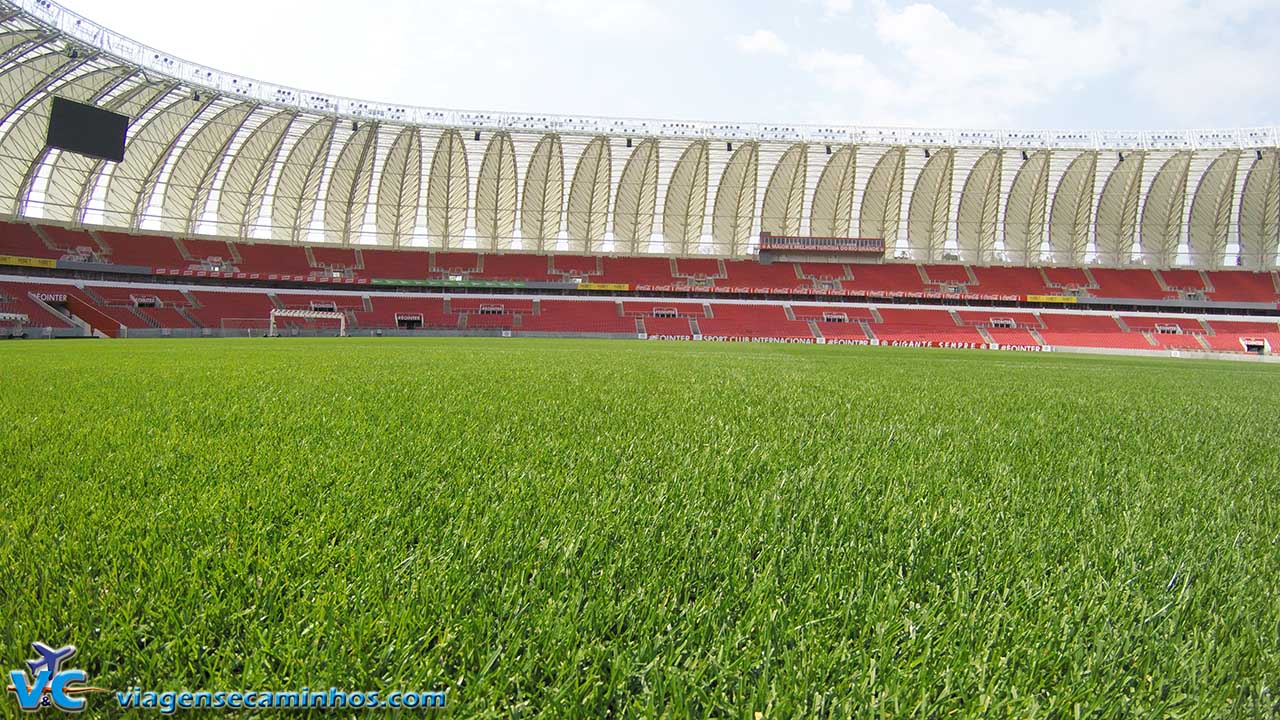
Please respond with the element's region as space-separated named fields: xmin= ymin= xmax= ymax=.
xmin=2 ymin=338 xmax=1278 ymax=718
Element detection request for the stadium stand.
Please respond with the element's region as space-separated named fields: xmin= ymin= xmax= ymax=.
xmin=1087 ymin=269 xmax=1169 ymax=300
xmin=96 ymin=231 xmax=184 ymax=268
xmin=2 ymin=276 xmax=1276 ymax=354
xmin=697 ymin=304 xmax=812 ymax=339
xmin=4 ymin=221 xmax=1278 ymax=307
xmin=1204 ymin=271 xmax=1280 ymax=304
xmin=972 ymin=267 xmax=1053 ymax=297
xmin=0 ymin=281 xmax=76 ymax=328
xmin=519 ymin=299 xmax=634 ymax=334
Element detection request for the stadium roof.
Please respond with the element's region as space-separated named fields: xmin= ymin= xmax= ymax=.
xmin=0 ymin=0 xmax=1277 ymax=268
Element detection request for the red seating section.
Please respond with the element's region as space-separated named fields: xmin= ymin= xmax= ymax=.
xmin=186 ymin=291 xmax=277 ymax=328
xmin=1205 ymin=271 xmax=1279 ymax=304
xmin=672 ymin=258 xmax=722 ymax=279
xmin=2 ymin=277 xmax=1277 ymax=354
xmin=872 ymin=308 xmax=986 ymax=345
xmin=0 ymin=224 xmax=63 ymax=259
xmin=520 ymin=300 xmax=633 ymax=333
xmin=972 ymin=267 xmax=1050 ymax=297
xmin=477 ymin=254 xmax=552 ymax=282
xmin=94 ymin=232 xmax=174 ymax=268
xmin=721 ymin=260 xmax=802 ymax=291
xmin=844 ymin=264 xmax=926 ymax=295
xmin=2 ymin=221 xmax=1277 ymax=305
xmin=0 ymin=281 xmax=76 ymax=327
xmin=596 ymin=256 xmax=671 ymax=287
xmin=1158 ymin=269 xmax=1207 ymax=292
xmin=362 ymin=248 xmax=425 ymax=279
xmin=234 ymin=243 xmax=311 ymax=277
xmin=699 ymin=304 xmax=810 ymax=338
xmin=1089 ymin=269 xmax=1169 ymax=300
xmin=921 ymin=265 xmax=971 ymax=285
xmin=1041 ymin=266 xmax=1092 ymax=289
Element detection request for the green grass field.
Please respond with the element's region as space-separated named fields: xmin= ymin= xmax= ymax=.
xmin=2 ymin=338 xmax=1278 ymax=718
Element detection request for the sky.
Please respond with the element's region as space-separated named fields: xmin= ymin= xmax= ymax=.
xmin=55 ymin=0 xmax=1280 ymax=132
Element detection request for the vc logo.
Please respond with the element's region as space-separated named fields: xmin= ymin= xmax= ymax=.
xmin=7 ymin=642 xmax=104 ymax=713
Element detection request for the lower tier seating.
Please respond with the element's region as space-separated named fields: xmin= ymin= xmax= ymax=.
xmin=2 ymin=277 xmax=1277 ymax=354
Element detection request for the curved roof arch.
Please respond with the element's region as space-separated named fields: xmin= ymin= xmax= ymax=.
xmin=809 ymin=145 xmax=856 ymax=239
xmin=1048 ymin=151 xmax=1098 ymax=265
xmin=1004 ymin=150 xmax=1051 ymax=266
xmin=1140 ymin=152 xmax=1193 ymax=268
xmin=0 ymin=1 xmax=1272 ymax=268
xmin=662 ymin=140 xmax=709 ymax=255
xmin=566 ymin=136 xmax=611 ymax=252
xmin=761 ymin=143 xmax=807 ymax=237
xmin=710 ymin=141 xmax=758 ymax=256
xmin=1187 ymin=150 xmax=1240 ymax=269
xmin=955 ymin=149 xmax=1002 ymax=264
xmin=859 ymin=146 xmax=906 ymax=256
xmin=1238 ymin=149 xmax=1280 ymax=270
xmin=474 ymin=131 xmax=518 ymax=250
xmin=907 ymin=148 xmax=955 ymax=262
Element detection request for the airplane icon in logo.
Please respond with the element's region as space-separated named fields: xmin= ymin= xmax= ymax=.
xmin=26 ymin=643 xmax=77 ymax=678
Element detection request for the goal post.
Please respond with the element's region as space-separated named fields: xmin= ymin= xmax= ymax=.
xmin=268 ymin=308 xmax=347 ymax=337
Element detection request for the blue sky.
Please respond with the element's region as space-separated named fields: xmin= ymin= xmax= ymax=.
xmin=58 ymin=0 xmax=1280 ymax=131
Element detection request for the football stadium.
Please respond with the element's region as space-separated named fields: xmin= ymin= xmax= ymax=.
xmin=2 ymin=0 xmax=1279 ymax=716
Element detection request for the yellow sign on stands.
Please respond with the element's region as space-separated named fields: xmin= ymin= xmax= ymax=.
xmin=0 ymin=254 xmax=56 ymax=269
xmin=577 ymin=282 xmax=630 ymax=291
xmin=1025 ymin=294 xmax=1078 ymax=304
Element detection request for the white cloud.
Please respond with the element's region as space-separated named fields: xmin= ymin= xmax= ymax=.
xmin=789 ymin=0 xmax=1280 ymax=128
xmin=736 ymin=29 xmax=790 ymax=56
xmin=504 ymin=0 xmax=669 ymax=32
xmin=822 ymin=0 xmax=855 ymax=16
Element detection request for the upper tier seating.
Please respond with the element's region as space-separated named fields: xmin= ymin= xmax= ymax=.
xmin=431 ymin=252 xmax=482 ymax=277
xmin=234 ymin=243 xmax=312 ymax=277
xmin=972 ymin=266 xmax=1052 ymax=297
xmin=720 ymin=260 xmax=804 ymax=291
xmin=601 ymin=256 xmax=676 ymax=287
xmin=1089 ymin=269 xmax=1169 ymax=300
xmin=98 ymin=232 xmax=185 ymax=268
xmin=2 ymin=221 xmax=1278 ymax=308
xmin=1041 ymin=266 xmax=1093 ymax=289
xmin=361 ymin=248 xmax=427 ymax=279
xmin=1158 ymin=269 xmax=1209 ymax=293
xmin=843 ymin=264 xmax=927 ymax=294
xmin=920 ymin=264 xmax=972 ymax=285
xmin=0 ymin=224 xmax=67 ymax=260
xmin=477 ymin=254 xmax=554 ymax=282
xmin=1205 ymin=271 xmax=1280 ymax=304
xmin=671 ymin=257 xmax=723 ymax=280
xmin=548 ymin=254 xmax=603 ymax=279
xmin=42 ymin=226 xmax=103 ymax=257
